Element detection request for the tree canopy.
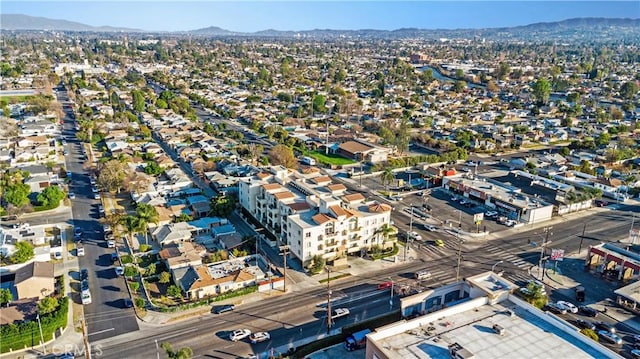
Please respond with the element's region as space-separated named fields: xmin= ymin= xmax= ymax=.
xmin=11 ymin=241 xmax=34 ymax=264
xmin=268 ymin=144 xmax=297 ymax=168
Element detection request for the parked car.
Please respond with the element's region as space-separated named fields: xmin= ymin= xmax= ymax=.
xmin=331 ymin=308 xmax=350 ymax=319
xmin=598 ymin=330 xmax=622 ymax=345
xmin=81 ymin=279 xmax=89 ymax=292
xmin=229 ymin=329 xmax=252 ymax=342
xmin=556 ymin=301 xmax=578 ymax=314
xmin=485 ymin=211 xmax=498 ymax=218
xmin=74 ymin=227 xmax=82 ymax=238
xmin=377 ymin=281 xmax=393 ymax=290
xmin=575 ymin=319 xmax=596 ymax=331
xmin=578 ymin=305 xmax=598 ymax=317
xmin=80 ymin=268 xmax=88 ymax=281
xmin=107 ymin=240 xmax=115 ymax=248
xmin=212 ymin=304 xmax=235 ymax=314
xmin=123 ymin=298 xmax=134 ymax=308
xmin=68 ymin=192 xmax=76 ymax=199
xmin=249 ymin=332 xmax=270 ymax=344
xmin=114 ymin=266 xmax=124 ymax=276
xmin=594 ymin=321 xmax=616 ymax=334
xmin=110 ymin=252 xmax=118 ymax=262
xmin=594 ymin=200 xmax=608 ymax=207
xmin=94 ymin=193 xmax=101 ymax=200
xmin=631 ymin=349 xmax=640 ymax=359
xmin=53 ymin=251 xmax=62 ymax=260
xmin=505 ymin=219 xmax=517 ymax=227
xmin=81 ymin=291 xmax=92 ymax=305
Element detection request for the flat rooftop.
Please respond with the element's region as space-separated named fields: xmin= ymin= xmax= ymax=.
xmin=373 ymin=299 xmax=614 ymax=359
xmin=447 ymin=175 xmax=549 ymax=210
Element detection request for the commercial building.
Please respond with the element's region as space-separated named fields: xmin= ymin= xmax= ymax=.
xmin=365 ymin=272 xmax=621 ymax=359
xmin=239 ymin=166 xmax=394 ymax=266
xmin=443 ymin=175 xmax=553 ymax=224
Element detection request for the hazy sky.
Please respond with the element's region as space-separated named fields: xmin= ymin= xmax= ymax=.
xmin=3 ymin=1 xmax=639 ymax=32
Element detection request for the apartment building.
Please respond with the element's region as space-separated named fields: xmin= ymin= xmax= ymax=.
xmin=239 ymin=166 xmax=394 ymax=266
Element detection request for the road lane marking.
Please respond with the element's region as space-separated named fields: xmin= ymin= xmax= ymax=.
xmin=88 ymin=327 xmax=115 ymax=336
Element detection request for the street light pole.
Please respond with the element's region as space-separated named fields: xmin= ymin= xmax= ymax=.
xmin=326 ymin=267 xmax=332 ymax=333
xmin=455 ymin=231 xmax=463 ymax=281
xmin=492 ymin=260 xmax=504 ymax=273
xmin=389 ymin=277 xmax=394 ymax=311
xmin=36 ymin=313 xmax=45 ymax=354
xmin=405 ymin=204 xmax=414 ymax=261
xmin=578 ymin=222 xmax=587 ymax=254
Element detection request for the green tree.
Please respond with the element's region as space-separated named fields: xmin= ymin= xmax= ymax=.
xmin=619 ymin=81 xmax=639 ymax=100
xmin=159 ymin=271 xmax=171 ymax=284
xmin=36 ymin=185 xmax=65 ymax=207
xmin=38 ymin=296 xmax=59 ymax=315
xmin=533 ymin=78 xmax=552 ymax=105
xmin=4 ymin=183 xmax=30 ymax=206
xmin=161 ymin=342 xmax=193 ymax=359
xmin=0 ymin=288 xmax=12 ymax=306
xmin=167 ymin=285 xmax=182 ymax=298
xmin=144 ymin=161 xmax=163 ymax=175
xmin=124 ymin=266 xmax=139 ymax=277
xmin=453 ymin=80 xmax=466 ymax=93
xmin=131 ymin=90 xmax=146 ymax=112
xmin=136 ymin=203 xmax=159 ymax=244
xmin=379 ymin=168 xmax=395 ymax=191
xmin=595 ymin=132 xmax=611 ymax=147
xmin=11 ymin=241 xmax=34 ymax=264
xmin=147 ymin=263 xmax=156 ymax=276
xmin=174 ymin=213 xmax=193 ymax=223
xmin=209 ymin=194 xmax=237 ymax=218
xmin=375 ymin=223 xmax=397 ymax=244
xmin=394 ymin=118 xmax=410 ymax=155
xmin=309 ymin=255 xmax=326 ymax=274
xmin=97 ymin=160 xmax=128 ymax=193
xmin=312 ymin=95 xmax=326 ymax=113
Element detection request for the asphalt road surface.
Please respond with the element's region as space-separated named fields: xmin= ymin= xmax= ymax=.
xmin=58 ymin=90 xmax=139 ymax=341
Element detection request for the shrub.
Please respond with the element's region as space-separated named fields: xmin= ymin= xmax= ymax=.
xmin=134 ymin=297 xmax=145 ymax=308
xmin=1 ymin=297 xmax=68 ymax=353
xmin=120 ymin=255 xmax=134 ymax=264
xmin=129 ymin=282 xmax=140 ymax=292
xmin=581 ymin=328 xmax=599 ymax=341
xmin=159 ymin=271 xmax=171 ymax=284
xmin=139 ymin=244 xmax=152 ymax=252
xmin=124 ymin=266 xmax=139 ymax=277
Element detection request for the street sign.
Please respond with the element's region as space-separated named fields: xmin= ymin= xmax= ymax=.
xmin=473 ymin=213 xmax=484 ymax=222
xmin=550 ymin=248 xmax=565 ymax=261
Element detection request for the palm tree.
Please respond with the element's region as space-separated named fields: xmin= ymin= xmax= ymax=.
xmin=135 ymin=203 xmax=159 ymax=245
xmin=123 ymin=215 xmax=144 ymax=249
xmin=379 ymin=168 xmax=395 ymax=192
xmin=375 ymin=224 xmax=397 ymax=245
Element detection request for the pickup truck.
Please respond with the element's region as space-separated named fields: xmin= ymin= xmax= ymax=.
xmin=345 ymin=329 xmax=371 ymax=351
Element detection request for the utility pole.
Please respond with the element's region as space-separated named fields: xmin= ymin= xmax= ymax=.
xmin=389 ymin=277 xmax=394 ymax=310
xmin=279 ymin=245 xmax=289 ymax=292
xmin=455 ymin=231 xmax=463 ymax=281
xmin=359 ymin=161 xmax=363 ymax=188
xmin=538 ymin=227 xmax=552 ymax=281
xmin=578 ymin=222 xmax=587 ymax=255
xmin=36 ymin=313 xmax=45 ymax=354
xmin=405 ymin=204 xmax=413 ymax=261
xmin=326 ymin=267 xmax=332 ymax=333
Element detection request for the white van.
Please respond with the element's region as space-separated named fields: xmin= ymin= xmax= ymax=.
xmin=77 ymin=245 xmax=85 ymax=257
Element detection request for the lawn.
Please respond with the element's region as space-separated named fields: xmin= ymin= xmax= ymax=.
xmin=309 ymin=151 xmax=355 ymax=166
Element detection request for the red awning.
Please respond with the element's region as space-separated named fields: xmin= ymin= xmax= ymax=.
xmin=590 ymin=247 xmax=606 ymax=257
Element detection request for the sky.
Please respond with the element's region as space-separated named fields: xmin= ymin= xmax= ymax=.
xmin=2 ymin=1 xmax=639 ymax=32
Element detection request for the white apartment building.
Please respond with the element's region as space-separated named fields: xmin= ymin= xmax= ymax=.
xmin=239 ymin=166 xmax=394 ymax=266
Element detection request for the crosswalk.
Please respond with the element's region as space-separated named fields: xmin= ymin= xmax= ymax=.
xmin=482 ymin=243 xmax=534 ymax=286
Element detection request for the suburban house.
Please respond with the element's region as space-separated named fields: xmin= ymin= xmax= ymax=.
xmin=14 ymin=261 xmax=55 ymax=299
xmin=159 ymin=241 xmax=205 ymax=271
xmin=337 ymin=140 xmax=389 ymax=164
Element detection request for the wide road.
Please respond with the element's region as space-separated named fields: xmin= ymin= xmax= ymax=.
xmin=57 ymin=89 xmax=139 ymax=341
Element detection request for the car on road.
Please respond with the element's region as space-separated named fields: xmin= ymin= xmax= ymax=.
xmin=594 ymin=321 xmax=616 ymax=334
xmin=543 ymin=303 xmax=567 ymax=315
xmin=110 ymin=252 xmax=118 ymax=262
xmin=91 ymin=186 xmax=99 ymax=193
xmin=459 ymin=199 xmax=470 ymax=206
xmin=434 ymin=239 xmax=445 ymax=247
xmin=423 ymin=224 xmax=437 ymax=232
xmin=98 ymin=205 xmax=105 ymax=214
xmin=107 ymin=240 xmax=115 ymax=248
xmin=331 ymin=308 xmax=350 ymax=319
xmin=212 ymin=304 xmax=235 ymax=314
xmin=505 ymin=219 xmax=517 ymax=227
xmin=598 ymin=330 xmax=622 ymax=345
xmin=103 ymin=224 xmax=111 ymax=233
xmin=594 ymin=199 xmax=608 ymax=207
xmin=631 ymin=349 xmax=640 ymax=359
xmin=90 ymin=177 xmax=96 ymax=185
xmin=93 ymin=193 xmax=101 ymax=200
xmin=407 ymin=231 xmax=422 ymax=241
xmin=123 ymin=298 xmax=134 ymax=308
xmin=556 ymin=301 xmax=578 ymax=314
xmin=74 ymin=227 xmax=82 ymax=238
xmin=249 ymin=331 xmax=270 ymax=344
xmin=578 ymin=306 xmax=598 ymax=317
xmin=80 ymin=268 xmax=88 ymax=281
xmin=465 ymin=160 xmax=475 ymax=166
xmin=115 ymin=266 xmax=124 ymax=276
xmin=575 ymin=319 xmax=596 ymax=330
xmin=68 ymin=192 xmax=76 ymax=199
xmin=81 ymin=279 xmax=89 ymax=293
xmin=229 ymin=329 xmax=252 ymax=342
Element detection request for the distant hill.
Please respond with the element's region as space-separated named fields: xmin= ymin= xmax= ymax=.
xmin=2 ymin=14 xmax=638 ymax=41
xmin=1 ymin=14 xmax=143 ymax=32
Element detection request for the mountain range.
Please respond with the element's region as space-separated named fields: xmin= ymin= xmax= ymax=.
xmin=2 ymin=14 xmax=639 ymax=40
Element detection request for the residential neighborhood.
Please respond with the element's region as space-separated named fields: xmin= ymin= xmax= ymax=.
xmin=0 ymin=8 xmax=639 ymax=359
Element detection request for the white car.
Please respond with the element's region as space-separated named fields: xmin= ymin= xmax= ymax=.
xmin=249 ymin=331 xmax=270 ymax=344
xmin=505 ymin=219 xmax=517 ymax=227
xmin=98 ymin=205 xmax=105 ymax=214
xmin=423 ymin=224 xmax=437 ymax=232
xmin=114 ymin=266 xmax=124 ymax=276
xmin=94 ymin=193 xmax=101 ymax=200
xmin=81 ymin=291 xmax=92 ymax=305
xmin=407 ymin=231 xmax=422 ymax=241
xmin=556 ymin=301 xmax=578 ymax=314
xmin=485 ymin=211 xmax=498 ymax=218
xmin=332 ymin=308 xmax=350 ymax=318
xmin=229 ymin=329 xmax=252 ymax=342
xmin=107 ymin=240 xmax=116 ymax=248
